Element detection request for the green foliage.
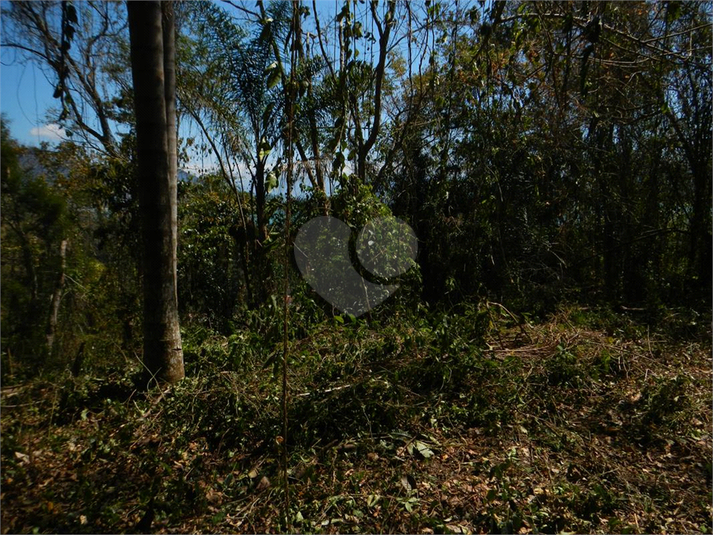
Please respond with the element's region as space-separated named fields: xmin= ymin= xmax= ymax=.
xmin=57 ymin=368 xmax=141 ymax=424
xmin=633 ymin=374 xmax=693 ymax=442
xmin=1 ymin=122 xmax=69 ymax=369
xmin=545 ymin=344 xmax=584 ymax=387
xmin=331 ymin=181 xmax=390 ymax=229
xmin=2 ymin=303 xmax=711 ymax=533
xmin=178 ymin=174 xmax=246 ymax=325
xmin=1 ymin=121 xmax=145 ymax=379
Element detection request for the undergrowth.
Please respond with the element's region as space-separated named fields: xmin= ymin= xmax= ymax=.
xmin=1 ymin=303 xmax=711 ymax=533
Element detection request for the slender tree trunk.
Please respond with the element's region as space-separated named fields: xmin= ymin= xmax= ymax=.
xmin=46 ymin=238 xmax=68 ymax=359
xmin=253 ymin=160 xmax=269 ymax=306
xmin=355 ymin=0 xmax=396 ymax=184
xmin=255 ymin=161 xmax=268 ymax=244
xmin=162 ymin=2 xmax=179 ymax=304
xmin=128 ymin=0 xmax=184 ymax=384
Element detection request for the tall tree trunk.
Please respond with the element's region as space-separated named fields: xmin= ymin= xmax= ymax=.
xmin=46 ymin=238 xmax=68 ymax=359
xmin=162 ymin=2 xmax=179 ymax=304
xmin=128 ymin=0 xmax=184 ymax=384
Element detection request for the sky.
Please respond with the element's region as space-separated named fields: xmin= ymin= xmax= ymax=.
xmin=0 ymin=0 xmax=340 ymax=144
xmin=0 ymin=0 xmax=341 ymax=176
xmin=1 ymin=52 xmax=68 ymax=146
xmin=0 ymin=0 xmax=430 ymax=187
xmin=1 ymin=0 xmax=488 ymax=152
xmin=1 ymin=34 xmax=221 ymax=177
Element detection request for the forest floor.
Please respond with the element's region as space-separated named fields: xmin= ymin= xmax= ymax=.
xmin=1 ymin=304 xmax=711 ymax=534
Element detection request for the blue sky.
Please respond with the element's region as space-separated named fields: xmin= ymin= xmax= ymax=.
xmin=0 ymin=0 xmax=343 ymax=149
xmin=0 ymin=0 xmax=341 ymax=158
xmin=1 ymin=0 xmax=485 ymax=151
xmin=0 ymin=0 xmax=432 ymax=187
xmin=1 ymin=53 xmax=66 ymax=146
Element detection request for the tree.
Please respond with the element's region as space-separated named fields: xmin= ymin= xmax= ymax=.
xmin=181 ymin=1 xmax=292 ymax=306
xmin=1 ymin=1 xmax=130 ymax=157
xmin=1 ymin=120 xmax=69 ymax=368
xmin=127 ymin=1 xmax=183 ymax=384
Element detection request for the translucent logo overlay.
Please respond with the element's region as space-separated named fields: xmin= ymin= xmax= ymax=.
xmin=294 ymin=216 xmax=418 ymax=316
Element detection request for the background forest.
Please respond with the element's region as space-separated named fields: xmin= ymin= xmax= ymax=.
xmin=1 ymin=1 xmax=711 ymax=533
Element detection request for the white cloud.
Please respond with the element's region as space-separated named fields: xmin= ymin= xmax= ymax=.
xmin=29 ymin=123 xmax=66 ymax=142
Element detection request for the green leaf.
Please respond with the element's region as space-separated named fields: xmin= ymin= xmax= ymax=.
xmin=414 ymin=440 xmax=434 ymax=458
xmin=267 ymin=67 xmax=281 ymax=89
xmin=258 ymin=138 xmax=272 ymax=159
xmin=366 ymin=494 xmax=380 ymax=507
xmin=265 ymin=171 xmax=278 ymax=192
xmin=262 ymin=102 xmax=275 ymax=127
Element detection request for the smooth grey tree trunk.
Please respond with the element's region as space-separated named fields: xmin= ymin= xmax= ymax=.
xmin=128 ymin=0 xmax=184 ymax=384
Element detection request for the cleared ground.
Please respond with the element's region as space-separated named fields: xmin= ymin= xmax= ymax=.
xmin=2 ymin=305 xmax=711 ymax=534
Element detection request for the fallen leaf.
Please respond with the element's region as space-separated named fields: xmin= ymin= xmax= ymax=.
xmin=446 ymin=523 xmax=471 ymax=534
xmin=256 ymin=476 xmax=270 ymax=491
xmin=400 ymin=474 xmax=416 ymax=492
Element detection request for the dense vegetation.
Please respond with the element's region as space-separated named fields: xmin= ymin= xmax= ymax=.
xmin=1 ymin=1 xmax=711 ymax=533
